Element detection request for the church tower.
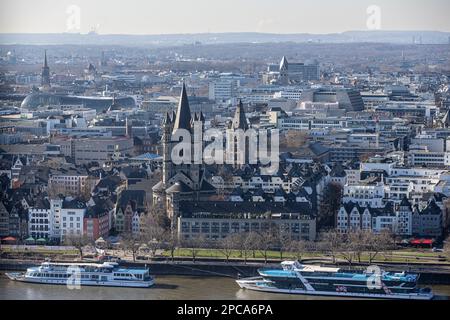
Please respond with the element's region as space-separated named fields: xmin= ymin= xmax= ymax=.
xmin=153 ymin=83 xmax=216 ymax=229
xmin=279 ymin=56 xmax=289 ymax=85
xmin=41 ymin=50 xmax=51 ymax=88
xmin=230 ymin=99 xmax=250 ymax=168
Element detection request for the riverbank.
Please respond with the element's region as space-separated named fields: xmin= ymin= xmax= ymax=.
xmin=2 ymin=258 xmax=450 ymax=285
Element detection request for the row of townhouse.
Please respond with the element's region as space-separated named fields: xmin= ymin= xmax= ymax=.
xmin=337 ymin=196 xmax=446 ymax=238
xmin=28 ymin=197 xmax=112 ymax=243
xmin=211 ymin=174 xmax=303 ymax=193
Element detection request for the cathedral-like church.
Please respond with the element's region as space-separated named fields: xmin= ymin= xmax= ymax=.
xmin=152 ymin=84 xmax=216 ymax=223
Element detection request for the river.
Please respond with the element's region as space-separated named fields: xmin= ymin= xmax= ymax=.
xmin=1 ymin=273 xmax=450 ymax=300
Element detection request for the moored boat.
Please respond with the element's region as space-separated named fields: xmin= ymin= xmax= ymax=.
xmin=236 ymin=260 xmax=433 ymax=300
xmin=6 ymin=261 xmax=154 ymax=288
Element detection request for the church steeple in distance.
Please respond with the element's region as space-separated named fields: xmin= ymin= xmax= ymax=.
xmin=280 ymin=56 xmax=288 ymax=71
xmin=172 ymin=83 xmax=192 ymax=132
xmin=41 ymin=50 xmax=51 ymax=87
xmin=231 ymin=99 xmax=249 ymax=130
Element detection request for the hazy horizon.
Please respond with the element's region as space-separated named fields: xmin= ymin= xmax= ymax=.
xmin=1 ymin=0 xmax=449 ymax=35
xmin=1 ymin=29 xmax=450 ymax=36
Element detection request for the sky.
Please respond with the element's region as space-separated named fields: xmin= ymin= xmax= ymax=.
xmin=0 ymin=0 xmax=449 ymax=35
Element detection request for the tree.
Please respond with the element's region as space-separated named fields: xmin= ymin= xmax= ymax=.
xmin=121 ymin=233 xmax=141 ymax=262
xmin=257 ymin=229 xmax=276 ymax=264
xmin=141 ymin=213 xmax=166 ymax=257
xmin=218 ymin=234 xmax=240 ymax=262
xmin=338 ymin=238 xmax=355 ymax=266
xmin=163 ymin=230 xmax=179 ymax=262
xmin=319 ymin=182 xmax=343 ymax=229
xmin=366 ymin=230 xmax=394 ymax=264
xmin=347 ymin=229 xmax=367 ymax=263
xmin=289 ymin=239 xmax=308 ymax=261
xmin=319 ymin=230 xmax=343 ymax=264
xmin=243 ymin=232 xmax=260 ymax=261
xmin=147 ymin=205 xmax=171 ymax=230
xmin=183 ymin=235 xmax=206 ymax=263
xmin=64 ymin=234 xmax=92 ymax=259
xmin=275 ymin=226 xmax=291 ymax=260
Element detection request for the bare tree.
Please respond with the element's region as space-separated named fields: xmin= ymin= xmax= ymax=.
xmin=319 ymin=230 xmax=343 ymax=264
xmin=141 ymin=213 xmax=166 ymax=257
xmin=235 ymin=232 xmax=256 ymax=263
xmin=276 ymin=226 xmax=291 ymax=260
xmin=257 ymin=229 xmax=276 ymax=264
xmin=64 ymin=234 xmax=92 ymax=259
xmin=339 ymin=240 xmax=355 ymax=266
xmin=366 ymin=230 xmax=394 ymax=264
xmin=183 ymin=235 xmax=206 ymax=263
xmin=347 ymin=229 xmax=366 ymax=263
xmin=147 ymin=205 xmax=171 ymax=230
xmin=121 ymin=233 xmax=141 ymax=262
xmin=218 ymin=234 xmax=240 ymax=262
xmin=163 ymin=230 xmax=179 ymax=262
xmin=289 ymin=239 xmax=307 ymax=261
xmin=240 ymin=232 xmax=259 ymax=261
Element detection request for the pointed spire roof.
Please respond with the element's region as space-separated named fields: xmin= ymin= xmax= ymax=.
xmin=280 ymin=56 xmax=288 ymax=71
xmin=231 ymin=99 xmax=248 ymax=130
xmin=172 ymin=83 xmax=191 ymax=132
xmin=44 ymin=50 xmax=48 ymax=68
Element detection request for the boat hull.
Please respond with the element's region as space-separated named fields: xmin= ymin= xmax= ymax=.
xmin=236 ymin=279 xmax=434 ymax=300
xmin=6 ymin=272 xmax=155 ymax=288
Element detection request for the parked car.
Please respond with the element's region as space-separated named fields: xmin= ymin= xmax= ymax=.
xmin=432 ymin=247 xmax=444 ymax=252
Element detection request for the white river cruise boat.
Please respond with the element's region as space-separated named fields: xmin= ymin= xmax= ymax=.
xmin=6 ymin=261 xmax=154 ymax=288
xmin=236 ymin=260 xmax=434 ymax=300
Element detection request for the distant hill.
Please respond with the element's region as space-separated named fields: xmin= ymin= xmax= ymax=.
xmin=1 ymin=30 xmax=449 ymax=46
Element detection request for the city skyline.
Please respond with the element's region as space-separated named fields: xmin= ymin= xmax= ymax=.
xmin=1 ymin=0 xmax=450 ymax=305
xmin=0 ymin=0 xmax=450 ymax=35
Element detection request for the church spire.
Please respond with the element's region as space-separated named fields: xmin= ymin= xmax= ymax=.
xmin=172 ymin=83 xmax=192 ymax=132
xmin=231 ymin=99 xmax=248 ymax=130
xmin=280 ymin=56 xmax=288 ymax=71
xmin=41 ymin=49 xmax=51 ymax=88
